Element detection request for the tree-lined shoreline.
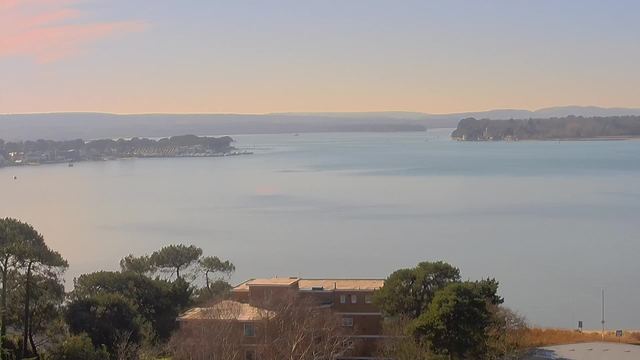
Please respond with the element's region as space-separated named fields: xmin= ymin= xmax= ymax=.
xmin=0 ymin=135 xmax=251 ymax=168
xmin=451 ymin=115 xmax=640 ymax=141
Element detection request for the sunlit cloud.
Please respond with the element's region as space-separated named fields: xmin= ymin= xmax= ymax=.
xmin=21 ymin=7 xmax=79 ymax=28
xmin=0 ymin=0 xmax=148 ymax=63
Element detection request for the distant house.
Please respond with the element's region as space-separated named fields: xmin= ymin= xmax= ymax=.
xmin=88 ymin=148 xmax=102 ymax=159
xmin=59 ymin=149 xmax=82 ymax=161
xmin=24 ymin=151 xmax=45 ymax=164
xmin=43 ymin=150 xmax=56 ymax=162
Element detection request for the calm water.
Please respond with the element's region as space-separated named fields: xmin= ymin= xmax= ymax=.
xmin=1 ymin=128 xmax=639 ymax=329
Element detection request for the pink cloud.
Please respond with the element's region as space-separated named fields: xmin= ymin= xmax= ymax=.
xmin=0 ymin=0 xmax=148 ymax=63
xmin=2 ymin=21 xmax=148 ymax=63
xmin=0 ymin=0 xmax=80 ymax=11
xmin=22 ymin=8 xmax=80 ymax=29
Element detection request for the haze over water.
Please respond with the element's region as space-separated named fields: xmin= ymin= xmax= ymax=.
xmin=1 ymin=128 xmax=639 ymax=330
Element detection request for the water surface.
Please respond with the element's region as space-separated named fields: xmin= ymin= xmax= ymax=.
xmin=1 ymin=129 xmax=638 ymax=329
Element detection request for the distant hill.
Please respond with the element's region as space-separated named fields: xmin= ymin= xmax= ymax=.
xmin=1 ymin=106 xmax=639 ymax=141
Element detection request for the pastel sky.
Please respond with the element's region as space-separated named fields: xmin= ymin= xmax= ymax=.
xmin=1 ymin=0 xmax=639 ymax=114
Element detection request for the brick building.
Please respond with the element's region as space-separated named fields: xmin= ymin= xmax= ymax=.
xmin=178 ymin=277 xmax=386 ymax=360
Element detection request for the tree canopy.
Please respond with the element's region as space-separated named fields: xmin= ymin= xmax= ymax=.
xmin=70 ymin=270 xmax=191 ymax=341
xmin=0 ymin=135 xmax=235 ymax=154
xmin=412 ymin=282 xmax=491 ymax=360
xmin=150 ymin=244 xmax=203 ymax=280
xmin=0 ymin=217 xmax=238 ymax=360
xmin=65 ymin=293 xmax=141 ymax=354
xmin=119 ymin=254 xmax=156 ymax=275
xmin=451 ymin=115 xmax=640 ymax=140
xmin=0 ymin=218 xmax=68 ymax=358
xmin=374 ymin=261 xmax=460 ymax=317
xmin=374 ymin=261 xmax=513 ymax=360
xmin=48 ymin=333 xmax=110 ymax=360
xmin=199 ymin=256 xmax=235 ymax=293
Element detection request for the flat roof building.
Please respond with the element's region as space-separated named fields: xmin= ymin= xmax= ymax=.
xmin=179 ymin=277 xmax=386 ymax=360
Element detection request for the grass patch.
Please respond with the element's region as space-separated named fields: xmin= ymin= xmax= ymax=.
xmin=523 ymin=328 xmax=640 ymax=347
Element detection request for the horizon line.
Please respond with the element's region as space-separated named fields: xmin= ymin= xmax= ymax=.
xmin=2 ymin=105 xmax=639 ymax=117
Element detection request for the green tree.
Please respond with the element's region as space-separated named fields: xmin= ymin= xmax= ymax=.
xmin=48 ymin=333 xmax=110 ymax=360
xmin=0 ymin=218 xmax=26 ymax=343
xmin=198 ymin=256 xmax=235 ymax=296
xmin=7 ymin=272 xmax=65 ymax=357
xmin=65 ymin=293 xmax=141 ymax=355
xmin=474 ymin=278 xmax=504 ymax=306
xmin=19 ymin=250 xmax=67 ymax=358
xmin=70 ymin=271 xmax=191 ymax=341
xmin=193 ymin=279 xmax=232 ymax=305
xmin=2 ymin=220 xmax=68 ymax=359
xmin=412 ymin=282 xmax=491 ymax=360
xmin=376 ymin=315 xmax=434 ymax=360
xmin=374 ymin=261 xmax=460 ymax=317
xmin=150 ymin=244 xmax=202 ymax=280
xmin=119 ymin=254 xmax=156 ymax=275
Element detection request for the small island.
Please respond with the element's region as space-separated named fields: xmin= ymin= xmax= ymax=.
xmin=451 ymin=115 xmax=640 ymax=141
xmin=0 ymin=134 xmax=251 ymax=167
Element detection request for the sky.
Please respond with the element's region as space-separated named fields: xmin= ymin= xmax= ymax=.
xmin=1 ymin=0 xmax=639 ymax=114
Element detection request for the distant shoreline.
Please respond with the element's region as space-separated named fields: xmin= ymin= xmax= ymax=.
xmin=0 ymin=134 xmax=251 ymax=169
xmin=451 ymin=115 xmax=640 ymax=142
xmin=0 ymin=151 xmax=253 ymax=170
xmin=453 ymin=136 xmax=640 ymax=142
xmin=518 ymin=136 xmax=640 ymax=142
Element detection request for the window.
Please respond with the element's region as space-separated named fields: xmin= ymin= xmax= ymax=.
xmin=365 ymin=295 xmax=372 ymax=304
xmin=245 ymin=350 xmax=254 ymax=360
xmin=340 ymin=295 xmax=346 ymax=304
xmin=244 ymin=324 xmax=255 ymax=337
xmin=351 ymin=295 xmax=357 ymax=304
xmin=341 ymin=317 xmax=353 ymax=327
xmin=342 ymin=340 xmax=354 ymax=349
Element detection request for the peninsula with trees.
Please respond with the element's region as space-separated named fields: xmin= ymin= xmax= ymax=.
xmin=451 ymin=115 xmax=640 ymax=141
xmin=0 ymin=134 xmax=251 ymax=167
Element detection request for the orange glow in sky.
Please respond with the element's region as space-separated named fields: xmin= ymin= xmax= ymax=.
xmin=1 ymin=1 xmax=639 ymax=114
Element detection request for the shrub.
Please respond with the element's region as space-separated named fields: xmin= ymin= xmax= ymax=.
xmin=48 ymin=333 xmax=110 ymax=360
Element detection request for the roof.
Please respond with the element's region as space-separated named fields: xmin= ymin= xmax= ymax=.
xmin=248 ymin=278 xmax=300 ymax=286
xmin=298 ymin=279 xmax=384 ymax=291
xmin=232 ymin=278 xmax=384 ymax=292
xmin=233 ymin=277 xmax=299 ymax=291
xmin=178 ymin=300 xmax=276 ymax=322
xmin=232 ymin=278 xmax=254 ymax=292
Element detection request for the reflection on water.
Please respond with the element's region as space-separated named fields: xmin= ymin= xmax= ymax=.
xmin=1 ymin=129 xmax=639 ymax=329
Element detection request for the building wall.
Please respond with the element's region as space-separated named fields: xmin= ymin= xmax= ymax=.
xmin=339 ymin=314 xmax=383 ymax=336
xmin=351 ymin=338 xmax=382 ymax=358
xmin=248 ymin=285 xmax=296 ymax=305
xmin=332 ymin=290 xmax=379 ymax=313
xmin=299 ymin=290 xmax=333 ymax=305
xmin=231 ymin=284 xmax=384 ymax=359
xmin=232 ymin=290 xmax=250 ymax=302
